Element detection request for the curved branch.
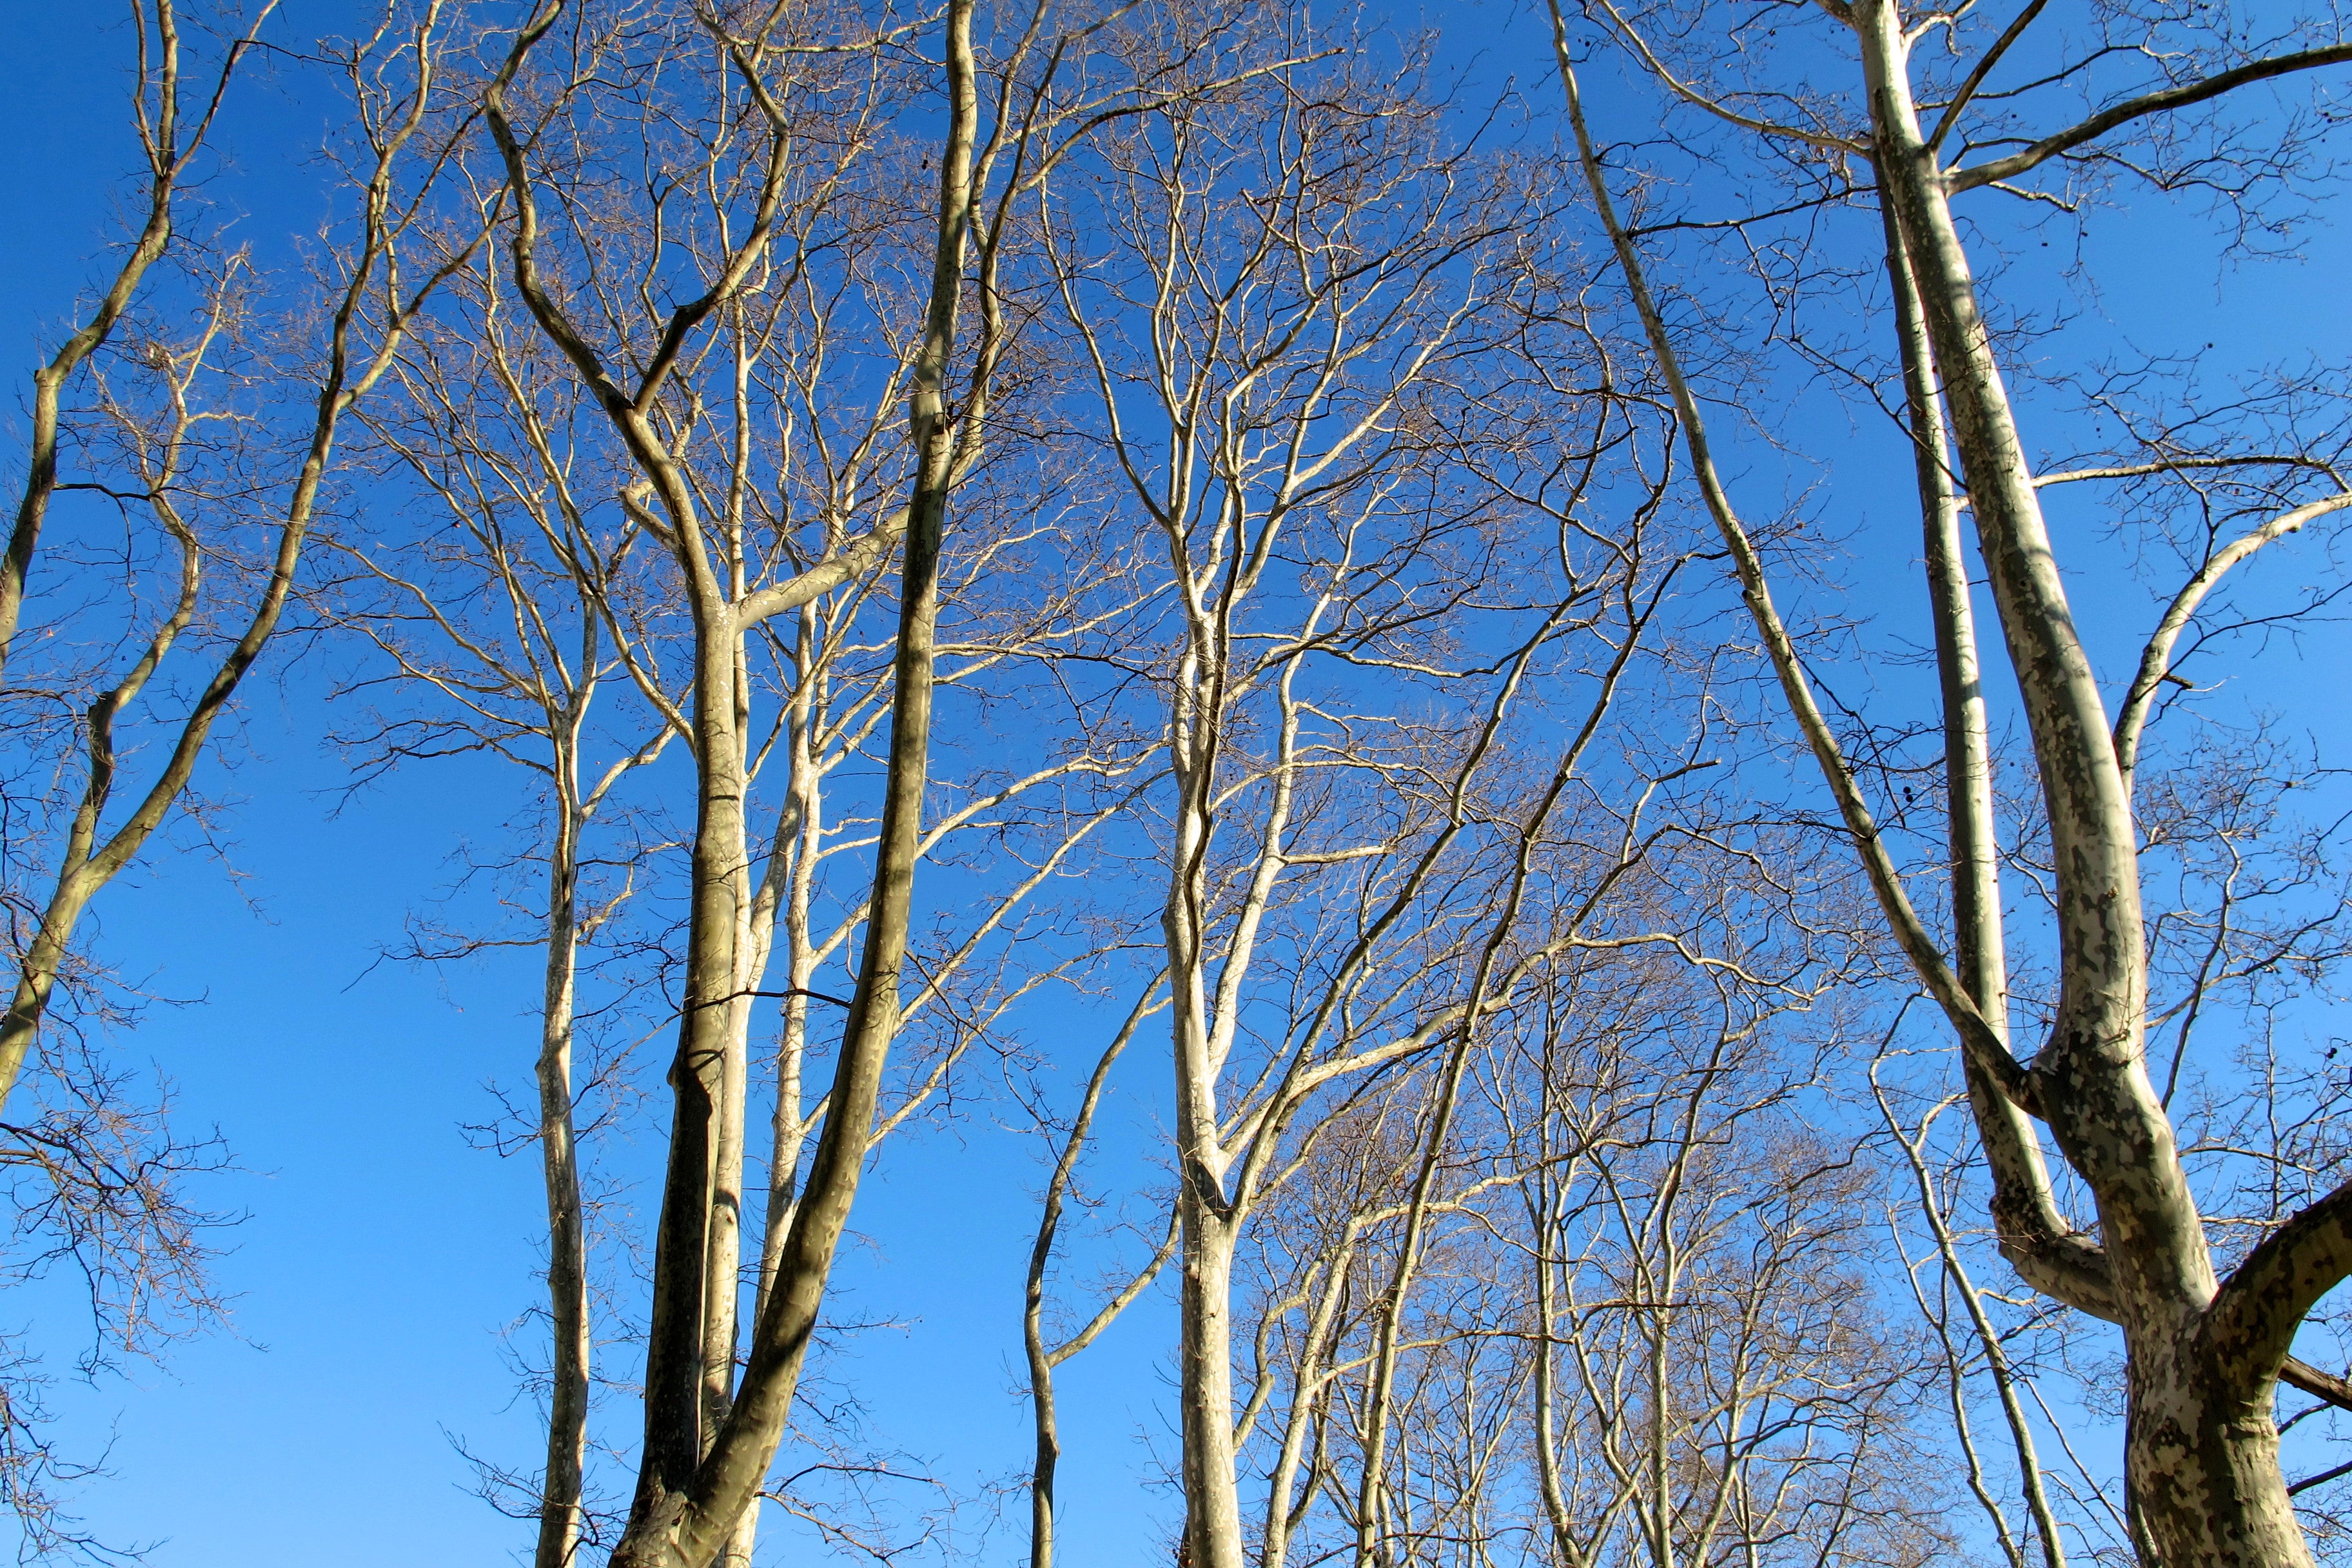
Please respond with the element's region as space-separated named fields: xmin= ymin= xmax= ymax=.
xmin=0 ymin=0 xmax=277 ymax=674
xmin=2034 ymin=455 xmax=2344 ymax=491
xmin=1947 ymin=42 xmax=2352 ymax=192
xmin=2112 ymin=493 xmax=2351 ymax=790
xmin=1552 ymin=8 xmax=2039 ymax=1119
xmin=2204 ymin=1175 xmax=2352 ymax=1395
xmin=1589 ymin=0 xmax=1870 ymax=153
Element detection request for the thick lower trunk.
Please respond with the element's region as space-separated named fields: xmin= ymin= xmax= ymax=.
xmin=1179 ymin=1199 xmax=1244 ymax=1568
xmin=2129 ymin=1329 xmax=2304 ymax=1567
xmin=1166 ymin=804 xmax=1241 ymax=1567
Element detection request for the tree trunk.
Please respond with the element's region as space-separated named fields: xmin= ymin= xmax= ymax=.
xmin=1164 ymin=645 xmax=1246 ymax=1568
xmin=1851 ymin=6 xmax=2302 ymax=1560
xmin=629 ymin=604 xmax=749 ymax=1527
xmin=2128 ymin=1324 xmax=2304 ymax=1565
xmin=536 ymin=803 xmax=592 ymax=1568
xmin=1177 ymin=1195 xmax=1244 ymax=1568
xmin=1879 ymin=165 xmax=2069 ymax=1568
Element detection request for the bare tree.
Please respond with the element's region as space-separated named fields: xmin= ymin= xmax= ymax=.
xmin=2 ymin=0 xmax=477 ymax=1125
xmin=1039 ymin=41 xmax=1557 ymax=1560
xmin=477 ymin=4 xmax=1224 ymax=1560
xmin=327 ymin=250 xmax=689 ymax=1565
xmin=480 ymin=7 xmax=956 ymax=1556
xmin=1022 ymin=29 xmax=1908 ymax=1565
xmin=1547 ymin=1 xmax=2352 ymax=1558
xmin=1200 ymin=765 xmax=1920 ymax=1568
xmin=337 ymin=175 xmax=1162 ymax=1563
xmin=0 ymin=4 xmax=478 ymax=1546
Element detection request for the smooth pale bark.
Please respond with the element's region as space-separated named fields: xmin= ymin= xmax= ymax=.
xmin=1260 ymin=1214 xmax=1366 ymax=1568
xmin=624 ymin=602 xmax=752 ymax=1515
xmin=699 ymin=335 xmax=767 ymax=1476
xmin=1050 ymin=34 xmax=1616 ymax=1563
xmin=485 ymin=7 xmax=841 ymax=1542
xmin=1177 ymin=1204 xmax=1246 ymax=1568
xmin=1876 ymin=175 xmax=2113 ymax=1315
xmin=1877 ymin=184 xmax=2070 ymax=1568
xmin=535 ymin=804 xmax=593 ymax=1568
xmin=1161 ymin=588 xmax=1246 ymax=1568
xmin=715 ymin=609 xmax=825 ymax=1568
xmin=699 ymin=797 xmax=752 ymax=1458
xmin=491 ymin=1 xmax=1068 ymax=1554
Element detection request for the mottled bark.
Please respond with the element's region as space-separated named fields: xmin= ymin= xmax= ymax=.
xmin=1560 ymin=0 xmax=2352 ymax=1558
xmin=1876 ymin=172 xmax=2113 ymax=1317
xmin=1854 ymin=9 xmax=2304 ymax=1559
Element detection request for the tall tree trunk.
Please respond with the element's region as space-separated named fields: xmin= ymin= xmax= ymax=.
xmin=1164 ymin=638 xmax=1246 ymax=1568
xmin=712 ymin=606 xmax=823 ymax=1568
xmin=631 ymin=608 xmax=750 ymax=1527
xmin=536 ymin=801 xmax=593 ymax=1568
xmin=602 ymin=8 xmax=979 ymax=1560
xmin=1879 ymin=173 xmax=2068 ymax=1568
xmin=1854 ymin=6 xmax=2299 ymax=1560
xmin=700 ymin=823 xmax=752 ymax=1451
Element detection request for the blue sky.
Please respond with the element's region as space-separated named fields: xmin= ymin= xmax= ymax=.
xmin=0 ymin=14 xmax=1188 ymax=1560
xmin=5 ymin=3 xmax=2352 ymax=1565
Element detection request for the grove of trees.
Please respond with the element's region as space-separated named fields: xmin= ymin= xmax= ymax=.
xmin=4 ymin=2 xmax=2352 ymax=1566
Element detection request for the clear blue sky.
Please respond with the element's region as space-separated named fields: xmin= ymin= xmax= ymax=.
xmin=4 ymin=3 xmax=2349 ymax=1565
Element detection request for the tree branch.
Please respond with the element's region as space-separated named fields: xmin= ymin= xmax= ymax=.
xmin=1551 ymin=7 xmax=2039 ymax=1119
xmin=736 ymin=507 xmax=909 ymax=627
xmin=2112 ymin=493 xmax=2351 ymax=790
xmin=2204 ymin=1175 xmax=2352 ymax=1395
xmin=2281 ymin=1357 xmax=2352 ymax=1415
xmin=1946 ymin=43 xmax=2352 ymax=191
